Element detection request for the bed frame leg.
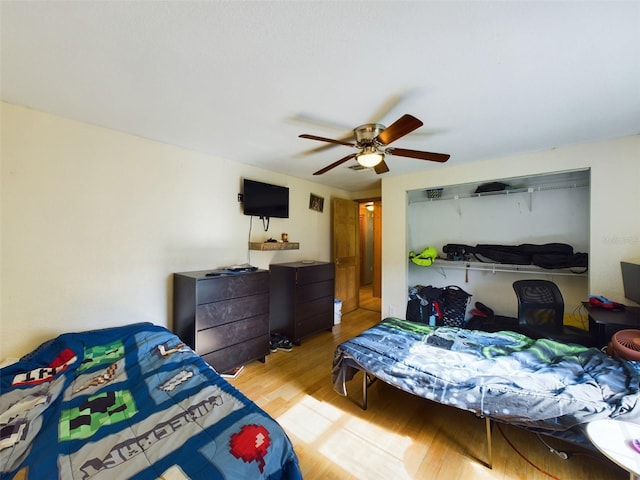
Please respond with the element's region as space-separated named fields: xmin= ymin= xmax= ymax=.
xmin=362 ymin=370 xmax=368 ymax=410
xmin=342 ymin=368 xmax=377 ymax=410
xmin=358 ymin=371 xmax=377 ymax=410
xmin=485 ymin=417 xmax=493 ymax=469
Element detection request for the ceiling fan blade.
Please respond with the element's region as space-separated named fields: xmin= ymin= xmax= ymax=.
xmin=299 ymin=134 xmax=355 ymax=147
xmin=366 ymin=93 xmax=405 ymax=124
xmin=376 ymin=114 xmax=424 ymax=145
xmin=288 ymin=113 xmax=353 ymax=132
xmin=374 ymin=159 xmax=390 ymax=174
xmin=386 ymin=147 xmax=450 ymax=163
xmin=313 ymin=153 xmax=357 ymax=175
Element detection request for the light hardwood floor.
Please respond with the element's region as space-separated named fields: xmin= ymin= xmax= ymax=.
xmin=230 ymin=306 xmax=627 ymax=479
xmin=358 ymin=283 xmax=381 ymax=313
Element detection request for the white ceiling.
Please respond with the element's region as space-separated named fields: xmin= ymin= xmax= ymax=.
xmin=2 ymin=1 xmax=639 ymax=192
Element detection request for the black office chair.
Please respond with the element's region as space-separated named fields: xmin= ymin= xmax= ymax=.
xmin=512 ymin=279 xmax=596 ymax=347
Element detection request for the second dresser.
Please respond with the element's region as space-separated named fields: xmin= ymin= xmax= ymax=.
xmin=269 ymin=261 xmax=335 ymax=344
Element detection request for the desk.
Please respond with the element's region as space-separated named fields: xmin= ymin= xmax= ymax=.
xmin=586 ymin=419 xmax=640 ymax=480
xmin=584 ymin=302 xmax=640 ymax=348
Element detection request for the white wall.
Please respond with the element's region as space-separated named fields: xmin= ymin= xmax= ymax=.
xmin=0 ymin=103 xmax=350 ymax=358
xmin=383 ymin=136 xmax=640 ymax=320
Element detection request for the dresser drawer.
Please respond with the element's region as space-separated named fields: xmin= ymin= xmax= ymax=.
xmin=196 ymin=293 xmax=268 ymax=330
xmin=201 ymin=334 xmax=269 ymax=374
xmin=296 ymin=263 xmax=334 ymax=285
xmin=296 ymin=280 xmax=334 ymax=304
xmin=296 ymin=312 xmax=332 ymax=339
xmin=196 ymin=314 xmax=269 ymax=355
xmin=197 ymin=271 xmax=269 ymax=304
xmin=296 ymin=295 xmax=333 ymax=321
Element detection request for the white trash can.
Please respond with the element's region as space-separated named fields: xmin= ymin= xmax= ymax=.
xmin=334 ymin=299 xmax=342 ymax=325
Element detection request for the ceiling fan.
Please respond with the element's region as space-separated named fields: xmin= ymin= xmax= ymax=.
xmin=299 ymin=114 xmax=450 ymax=175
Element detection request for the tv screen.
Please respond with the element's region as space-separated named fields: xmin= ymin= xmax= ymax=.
xmin=621 ymin=261 xmax=640 ymax=305
xmin=243 ymin=179 xmax=289 ymax=219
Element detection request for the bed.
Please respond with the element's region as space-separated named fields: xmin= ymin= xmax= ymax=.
xmin=332 ymin=317 xmax=640 ymax=465
xmin=1 ymin=322 xmax=302 ymax=480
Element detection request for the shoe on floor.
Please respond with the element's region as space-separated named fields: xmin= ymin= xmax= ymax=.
xmin=269 ymin=334 xmax=279 ymax=353
xmin=270 ymin=333 xmax=293 ymax=352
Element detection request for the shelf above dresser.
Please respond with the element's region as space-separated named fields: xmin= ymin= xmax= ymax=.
xmin=249 ymin=242 xmax=299 ymax=251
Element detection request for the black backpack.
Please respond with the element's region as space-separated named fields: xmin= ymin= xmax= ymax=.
xmin=407 ymin=285 xmax=471 ymax=327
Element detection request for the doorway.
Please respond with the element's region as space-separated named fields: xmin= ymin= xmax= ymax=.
xmin=358 ymin=199 xmax=381 ymax=312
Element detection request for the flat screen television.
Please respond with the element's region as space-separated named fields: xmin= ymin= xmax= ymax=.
xmin=242 ymin=179 xmax=289 ymax=219
xmin=621 ymin=261 xmax=640 ymax=304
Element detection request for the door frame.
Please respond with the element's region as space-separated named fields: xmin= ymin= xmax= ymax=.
xmin=357 ymin=197 xmax=382 ymax=298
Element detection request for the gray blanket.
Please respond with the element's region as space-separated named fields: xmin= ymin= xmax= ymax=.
xmin=333 ymin=317 xmax=640 ymax=444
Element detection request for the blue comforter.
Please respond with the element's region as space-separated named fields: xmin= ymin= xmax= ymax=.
xmin=333 ymin=317 xmax=640 ymax=443
xmin=1 ymin=323 xmax=302 ymax=479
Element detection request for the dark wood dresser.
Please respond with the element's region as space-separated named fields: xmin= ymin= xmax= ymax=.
xmin=173 ymin=269 xmax=269 ymax=373
xmin=269 ymin=261 xmax=335 ymax=344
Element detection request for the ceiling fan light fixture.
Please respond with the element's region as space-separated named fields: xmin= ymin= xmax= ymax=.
xmin=300 ymin=114 xmax=450 ymax=175
xmin=356 ymin=147 xmax=384 ymax=168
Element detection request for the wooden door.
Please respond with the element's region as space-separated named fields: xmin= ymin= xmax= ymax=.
xmin=332 ymin=198 xmax=359 ymax=314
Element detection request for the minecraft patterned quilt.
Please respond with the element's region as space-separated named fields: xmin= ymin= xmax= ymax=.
xmin=1 ymin=322 xmax=302 ymax=480
xmin=333 ymin=317 xmax=640 ymax=445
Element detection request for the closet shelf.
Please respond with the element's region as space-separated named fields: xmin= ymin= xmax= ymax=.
xmin=407 ymin=169 xmax=590 ymax=205
xmin=409 ymin=183 xmax=589 ymax=204
xmin=422 ymin=258 xmax=588 ymax=277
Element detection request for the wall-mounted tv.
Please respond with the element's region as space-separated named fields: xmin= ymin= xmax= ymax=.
xmin=621 ymin=261 xmax=640 ymax=305
xmin=242 ymin=179 xmax=289 ymax=219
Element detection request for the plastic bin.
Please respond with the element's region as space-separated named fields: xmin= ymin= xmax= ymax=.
xmin=334 ymin=299 xmax=342 ymax=325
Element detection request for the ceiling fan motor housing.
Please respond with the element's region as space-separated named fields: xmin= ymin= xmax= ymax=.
xmin=354 ymin=123 xmax=385 ymax=146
